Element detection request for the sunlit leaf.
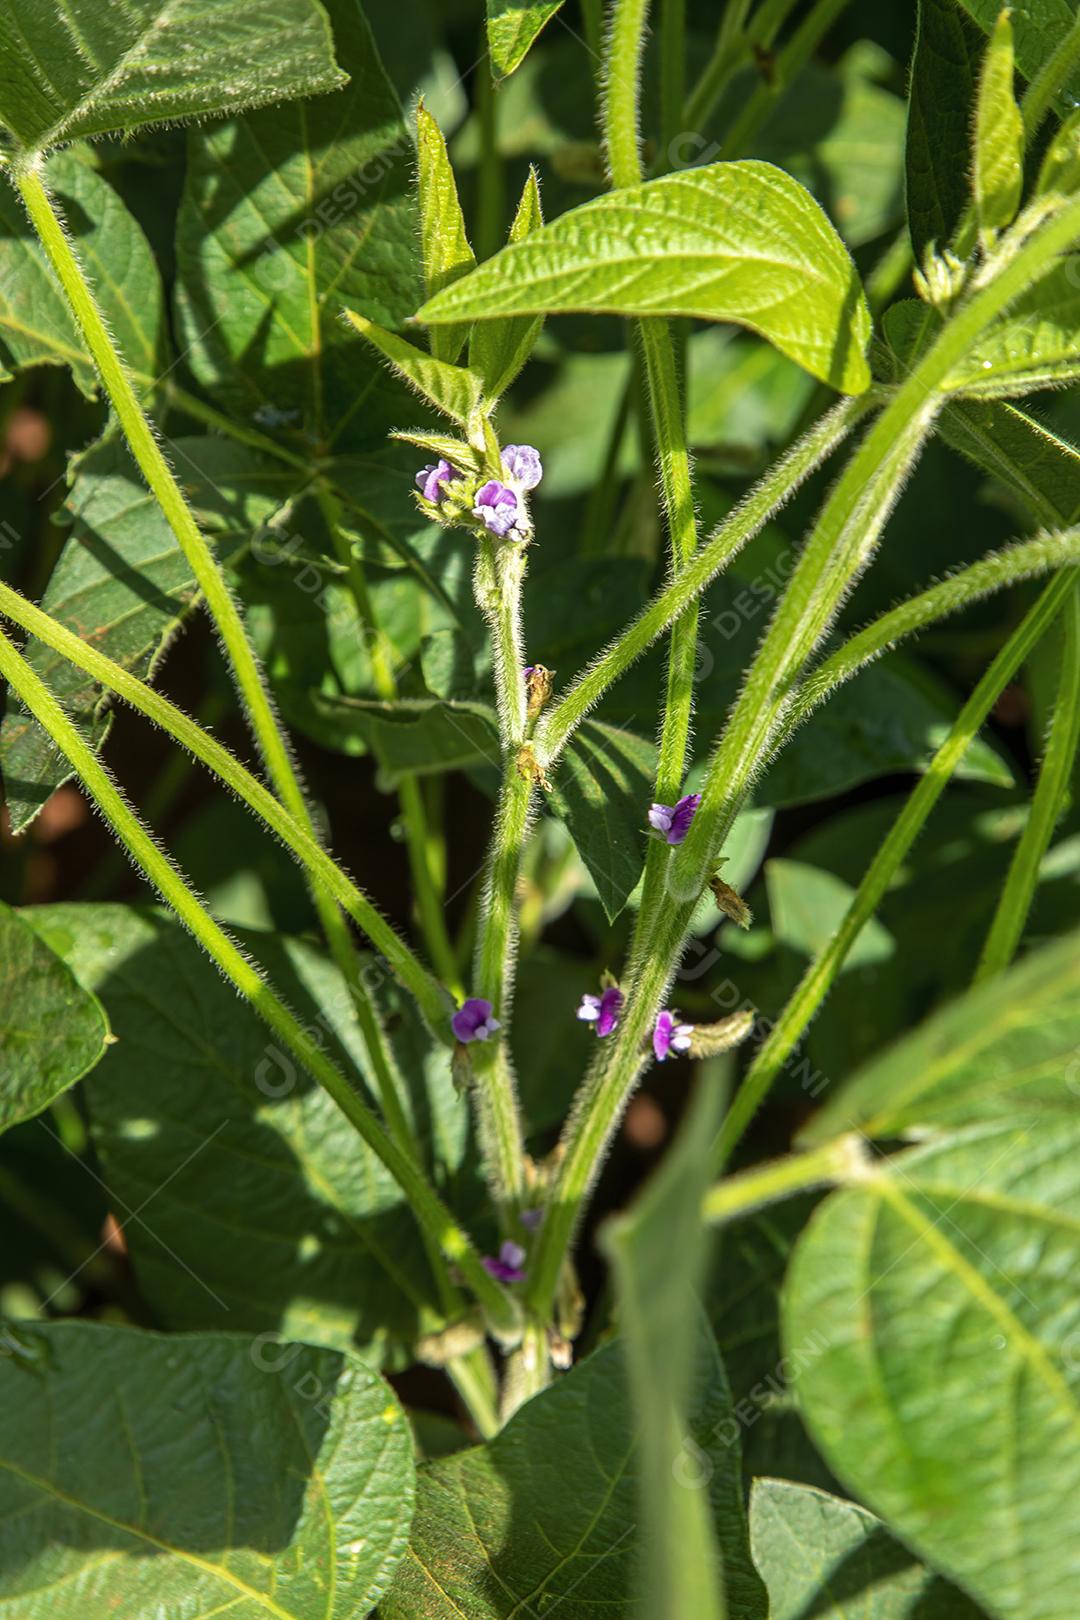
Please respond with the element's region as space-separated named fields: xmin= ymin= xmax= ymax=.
xmin=800 ymin=923 xmax=1080 ymax=1143
xmin=0 ymin=0 xmax=345 ymax=154
xmin=785 ymin=1116 xmax=1080 ymax=1620
xmin=417 ymin=163 xmax=873 ymax=393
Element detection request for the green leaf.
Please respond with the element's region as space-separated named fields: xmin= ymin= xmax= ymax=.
xmin=957 ymin=0 xmax=1080 ymax=109
xmin=939 ymin=400 xmax=1080 ymax=526
xmin=0 ymin=901 xmax=108 ymax=1133
xmin=954 ymin=259 xmax=1080 ymax=396
xmin=0 ymin=434 xmax=291 ymax=834
xmin=0 ymin=148 xmax=165 ymax=395
xmin=750 ymin=1479 xmax=985 ymax=1619
xmin=310 ymin=694 xmax=501 ymax=782
xmin=1036 ymin=107 xmax=1080 ymax=199
xmin=757 ymin=653 xmax=1014 ymax=806
xmin=907 ymin=0 xmax=984 ymax=256
xmin=784 ymin=1116 xmax=1080 ymax=1620
xmin=416 ymin=162 xmax=873 ymax=394
xmin=174 ymin=0 xmax=419 ymax=451
xmin=552 ymin=719 xmax=657 ymax=923
xmin=766 ymin=858 xmax=895 ymax=970
xmin=0 ymin=1320 xmax=413 ymax=1617
xmin=381 ymin=1334 xmax=764 ymax=1619
xmin=0 ymin=0 xmax=345 ymax=155
xmin=486 ymin=0 xmax=565 ymax=79
xmin=709 ymin=1197 xmax=838 ymax=1492
xmin=886 ymin=286 xmax=1080 ymax=404
xmin=342 ymin=310 xmax=484 ymax=426
xmin=416 ymin=97 xmax=475 ymax=365
xmin=800 ymin=923 xmax=1080 ymax=1144
xmin=602 ymin=1079 xmax=769 ymax=1620
xmin=469 ymin=166 xmax=545 ymax=399
xmin=973 ymin=9 xmax=1025 ymax=243
xmin=28 ymin=904 xmax=469 ymax=1367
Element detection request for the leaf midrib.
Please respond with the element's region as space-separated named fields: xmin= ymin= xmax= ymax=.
xmin=0 ymin=1451 xmax=298 ymax=1620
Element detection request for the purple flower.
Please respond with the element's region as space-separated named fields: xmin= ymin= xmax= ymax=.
xmin=416 ymin=458 xmax=454 ymax=502
xmin=482 ymin=1239 xmax=527 ymax=1283
xmin=520 ymin=1207 xmax=543 ymax=1231
xmin=653 ymin=1008 xmax=694 ymax=1063
xmin=451 ymin=997 xmax=501 ymax=1044
xmin=501 ymin=443 xmax=543 ymax=490
xmin=523 ymin=664 xmax=536 ymax=679
xmin=473 ymin=480 xmax=521 ymax=537
xmin=648 ymin=792 xmax=702 ymax=846
xmin=577 ymin=985 xmax=624 ymax=1039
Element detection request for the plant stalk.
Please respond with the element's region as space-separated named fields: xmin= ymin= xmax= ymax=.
xmin=0 ymin=624 xmax=520 ymax=1342
xmin=975 ymin=579 xmax=1080 ymax=980
xmin=721 ymin=570 xmax=1080 ymax=1168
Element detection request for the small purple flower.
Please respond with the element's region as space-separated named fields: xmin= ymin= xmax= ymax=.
xmin=416 ymin=458 xmax=454 ymax=503
xmin=653 ymin=1008 xmax=694 ymax=1063
xmin=473 ymin=480 xmax=521 ymax=537
xmin=523 ymin=664 xmax=536 ymax=679
xmin=501 ymin=444 xmax=543 ymax=490
xmin=520 ymin=1207 xmax=543 ymax=1231
xmin=577 ymin=985 xmax=624 ymax=1039
xmin=482 ymin=1239 xmax=527 ymax=1283
xmin=451 ymin=997 xmax=501 ymax=1044
xmin=648 ymin=792 xmax=702 ymax=846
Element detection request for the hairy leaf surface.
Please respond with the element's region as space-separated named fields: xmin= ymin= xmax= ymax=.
xmin=0 ymin=0 xmax=345 ymax=153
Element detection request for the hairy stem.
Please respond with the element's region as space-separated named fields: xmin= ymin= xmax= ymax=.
xmin=722 ymin=570 xmax=1080 ymax=1168
xmin=537 ymin=395 xmax=868 ymax=762
xmin=0 ymin=625 xmax=520 ymax=1342
xmin=325 ymin=497 xmax=463 ymax=997
xmin=702 ymin=1135 xmax=866 ymax=1224
xmin=10 ymin=161 xmax=394 ymax=1101
xmin=528 ymin=186 xmax=1080 ymax=1324
xmin=468 ymin=533 xmax=531 ymax=1213
xmin=790 ymin=531 xmax=1080 ymax=731
xmin=975 ymin=580 xmax=1080 ymax=981
xmin=0 ymin=579 xmax=451 ymax=1037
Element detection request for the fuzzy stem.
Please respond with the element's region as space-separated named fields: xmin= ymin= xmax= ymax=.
xmin=975 ymin=580 xmax=1080 ymax=981
xmin=528 ymin=188 xmax=1080 ymax=1325
xmin=0 ymin=625 xmax=520 ymax=1341
xmin=702 ymin=1135 xmax=866 ymax=1224
xmin=607 ymin=0 xmax=716 ymax=980
xmin=325 ymin=499 xmax=464 ymax=998
xmin=0 ymin=578 xmax=451 ymax=1038
xmin=537 ymin=396 xmax=867 ymax=763
xmin=468 ymin=536 xmax=531 ymax=1213
xmin=790 ymin=531 xmax=1080 ymax=729
xmin=10 ymin=162 xmax=397 ymax=1100
xmin=721 ymin=570 xmax=1080 ymax=1169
